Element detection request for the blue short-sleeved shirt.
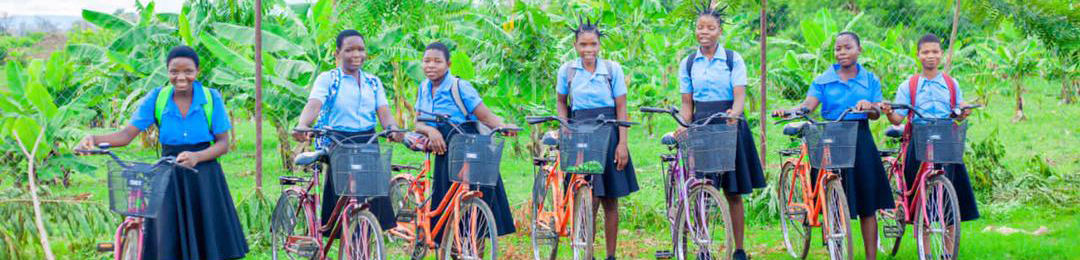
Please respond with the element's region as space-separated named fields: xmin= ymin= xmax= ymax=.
xmin=807 ymin=63 xmax=883 ymax=121
xmin=892 ymin=73 xmax=964 ymax=120
xmin=415 ymin=72 xmax=482 ymax=126
xmin=679 ymin=46 xmax=748 ymax=102
xmin=130 ymin=81 xmax=232 ymax=146
xmin=556 ymin=58 xmax=628 ymax=111
xmin=308 ymin=69 xmax=390 ymax=132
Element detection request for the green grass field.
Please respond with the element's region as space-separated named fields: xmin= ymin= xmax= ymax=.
xmin=49 ymin=81 xmax=1080 ymax=259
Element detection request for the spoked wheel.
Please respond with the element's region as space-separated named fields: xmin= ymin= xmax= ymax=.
xmin=916 ymin=174 xmax=961 ymax=260
xmin=570 ymin=184 xmax=594 ymax=260
xmin=778 ymin=162 xmax=811 ymax=259
xmin=440 ymin=197 xmax=499 ymax=260
xmin=823 ymin=178 xmax=854 ymax=260
xmin=271 ymin=190 xmax=315 ymax=260
xmin=531 ymin=171 xmax=559 ymax=260
xmin=340 ymin=209 xmax=385 ymax=260
xmin=117 ymin=225 xmax=141 ymax=260
xmin=877 ymin=163 xmax=905 ymax=256
xmin=674 ymin=184 xmax=733 ymax=260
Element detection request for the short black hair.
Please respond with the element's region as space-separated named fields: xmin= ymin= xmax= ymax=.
xmin=335 ymin=29 xmax=364 ymax=52
xmin=837 ymin=31 xmax=861 ymax=47
xmin=917 ymin=33 xmax=942 ymax=51
xmin=695 ymin=0 xmax=728 ymax=25
xmin=425 ymin=42 xmax=451 ymax=61
xmin=569 ymin=15 xmax=604 ymax=40
xmin=166 ymin=45 xmax=199 ymax=68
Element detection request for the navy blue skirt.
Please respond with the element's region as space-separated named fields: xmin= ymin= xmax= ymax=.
xmin=571 ymin=107 xmax=640 ymax=198
xmin=811 ymin=120 xmax=895 ymax=218
xmin=429 ymin=122 xmax=516 ymax=239
xmin=691 ymin=101 xmax=767 ymax=195
xmin=142 ymin=143 xmax=248 ymax=260
xmin=902 ymin=139 xmax=980 ymax=221
xmin=319 ymin=130 xmax=398 ymax=233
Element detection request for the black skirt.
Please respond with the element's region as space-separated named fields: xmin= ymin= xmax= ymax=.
xmin=902 ymin=139 xmax=980 ymax=221
xmin=571 ymin=107 xmax=640 ymax=198
xmin=142 ymin=143 xmax=248 ymax=260
xmin=691 ymin=101 xmax=767 ymax=195
xmin=319 ymin=130 xmax=398 ymax=233
xmin=429 ymin=122 xmax=516 ymax=239
xmin=811 ymin=120 xmax=895 ymax=218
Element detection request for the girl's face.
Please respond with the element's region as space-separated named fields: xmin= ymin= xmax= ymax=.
xmin=917 ymin=42 xmax=943 ymax=71
xmin=695 ymin=15 xmax=722 ymax=48
xmin=167 ymin=57 xmax=199 ymax=92
xmin=422 ymin=49 xmax=449 ymax=81
xmin=833 ymin=35 xmax=861 ymax=67
xmin=336 ymin=36 xmax=367 ymax=72
xmin=574 ymin=31 xmax=600 ymax=63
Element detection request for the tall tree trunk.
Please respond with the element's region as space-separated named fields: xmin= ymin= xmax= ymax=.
xmin=13 ymin=128 xmax=56 ymax=260
xmin=1013 ymin=79 xmax=1026 ymax=122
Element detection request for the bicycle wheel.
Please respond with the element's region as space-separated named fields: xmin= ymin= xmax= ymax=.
xmin=440 ymin=197 xmax=499 ymax=260
xmin=777 ymin=162 xmax=811 ymax=259
xmin=531 ymin=170 xmax=559 ymax=260
xmin=271 ymin=190 xmax=315 ymax=260
xmin=823 ymin=178 xmax=853 ymax=260
xmin=340 ymin=209 xmax=385 ymax=260
xmin=915 ymin=174 xmax=961 ymax=260
xmin=877 ymin=162 xmax=905 ymax=256
xmin=570 ymin=184 xmax=594 ymax=260
xmin=116 ymin=224 xmax=141 ymax=260
xmin=674 ymin=184 xmax=732 ymax=260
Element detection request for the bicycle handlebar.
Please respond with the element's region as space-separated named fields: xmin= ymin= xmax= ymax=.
xmin=639 ymin=106 xmax=741 ymax=127
xmin=76 ymin=145 xmax=198 ymax=173
xmin=525 ymin=115 xmax=636 ymax=128
xmin=293 ymin=127 xmax=406 ymax=145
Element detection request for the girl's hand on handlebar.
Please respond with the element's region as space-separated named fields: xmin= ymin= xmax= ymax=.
xmin=75 ymin=136 xmax=97 ymax=155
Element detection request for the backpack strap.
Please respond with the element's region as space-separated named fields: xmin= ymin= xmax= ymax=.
xmin=155 ymin=86 xmax=214 ymax=129
xmin=942 ymin=73 xmax=958 ymax=108
xmin=450 ymin=78 xmax=471 ymax=120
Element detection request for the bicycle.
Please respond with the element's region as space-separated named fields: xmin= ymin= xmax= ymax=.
xmin=774 ymin=107 xmax=870 ymax=260
xmin=639 ymin=106 xmax=735 ymax=260
xmin=269 ymin=128 xmax=404 ymax=260
xmin=524 ymin=115 xmax=636 ymax=260
xmin=876 ymin=102 xmax=980 ymax=260
xmin=386 ymin=111 xmax=518 ymax=260
xmin=77 ymin=144 xmax=198 ymax=260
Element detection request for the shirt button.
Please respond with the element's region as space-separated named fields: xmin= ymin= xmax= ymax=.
xmin=183 ymin=132 xmax=188 ymax=137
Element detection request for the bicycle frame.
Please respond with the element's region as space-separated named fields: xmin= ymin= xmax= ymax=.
xmin=781 ymin=141 xmax=843 ymax=228
xmin=886 ymin=126 xmax=947 ymax=226
xmin=534 ymin=150 xmax=592 ymax=238
xmin=388 ymin=151 xmax=485 ymax=252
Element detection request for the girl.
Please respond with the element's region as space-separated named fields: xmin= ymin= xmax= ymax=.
xmin=75 ymin=46 xmax=249 ymax=259
xmin=292 ymin=29 xmax=402 ymax=233
xmin=678 ymin=3 xmax=766 ymax=259
xmin=556 ymin=17 xmax=638 ymax=260
xmin=773 ymin=32 xmax=895 ymax=260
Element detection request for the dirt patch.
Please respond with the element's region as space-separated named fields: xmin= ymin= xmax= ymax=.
xmin=28 ymin=33 xmax=67 ymax=60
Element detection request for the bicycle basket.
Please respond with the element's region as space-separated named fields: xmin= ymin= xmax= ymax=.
xmin=558 ymin=122 xmax=613 ymax=174
xmin=330 ymin=143 xmax=393 ymax=197
xmin=448 ymin=134 xmax=506 ymax=186
xmin=913 ymin=119 xmax=967 ymax=164
xmin=678 ymin=124 xmax=738 ymax=173
xmin=804 ymin=121 xmax=859 ymax=169
xmin=106 ymin=160 xmax=174 ymax=218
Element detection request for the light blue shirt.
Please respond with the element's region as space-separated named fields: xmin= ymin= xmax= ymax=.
xmin=131 ymin=81 xmax=232 ymax=146
xmin=308 ymin=69 xmax=390 ymax=132
xmin=415 ymin=72 xmax=483 ymax=126
xmin=807 ymin=63 xmax=883 ymax=121
xmin=556 ymin=58 xmax=628 ymax=111
xmin=679 ymin=46 xmax=748 ymax=101
xmin=892 ymin=73 xmax=965 ymax=120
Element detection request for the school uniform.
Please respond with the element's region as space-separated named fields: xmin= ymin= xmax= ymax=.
xmin=892 ymin=73 xmax=980 ymax=221
xmin=416 ymin=72 xmax=516 ymax=238
xmin=308 ymin=68 xmax=397 ymax=232
xmin=130 ymin=81 xmax=248 ymax=259
xmin=556 ymin=58 xmax=640 ymax=198
xmin=678 ymin=45 xmax=766 ymax=195
xmin=807 ymin=63 xmax=895 ymax=218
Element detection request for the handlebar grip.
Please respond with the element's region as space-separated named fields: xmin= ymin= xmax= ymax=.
xmin=74 ymin=149 xmax=109 ymax=155
xmin=883 ymin=102 xmax=912 ymax=110
xmin=616 ymin=121 xmax=637 ymax=127
xmin=526 ymin=116 xmax=553 ymax=125
xmin=960 ymin=104 xmax=982 ymax=109
xmin=639 ymin=107 xmax=668 ymax=113
xmin=496 ymin=127 xmax=523 ymax=133
xmin=416 ymin=117 xmax=440 ymax=123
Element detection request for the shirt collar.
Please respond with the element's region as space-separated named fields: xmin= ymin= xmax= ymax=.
xmin=335 ymin=67 xmax=365 ymax=80
xmin=571 ymin=58 xmax=612 ymax=76
xmin=426 ymin=71 xmax=458 ymax=93
xmin=918 ymin=72 xmax=948 ymax=90
xmin=693 ymin=44 xmax=728 ymax=62
xmin=814 ymin=63 xmax=870 ymax=87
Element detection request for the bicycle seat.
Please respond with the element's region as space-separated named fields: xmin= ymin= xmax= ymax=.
xmin=783 ymin=122 xmax=808 ymax=137
xmin=532 ymin=157 xmax=555 ymax=166
xmin=293 ymin=150 xmax=326 ymax=166
xmin=778 ymin=149 xmax=800 ymax=157
xmin=661 ymin=132 xmax=678 ymax=146
xmin=542 ymin=130 xmax=559 ymax=146
xmin=391 ymin=164 xmax=421 ymax=172
xmin=879 ymin=148 xmax=898 ymax=157
xmin=885 ymin=125 xmax=904 ymax=138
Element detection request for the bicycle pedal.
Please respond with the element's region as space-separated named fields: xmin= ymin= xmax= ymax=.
xmin=285 ymin=235 xmax=319 ymax=257
xmin=96 ymin=242 xmax=115 ymax=252
xmin=536 ymin=230 xmax=558 ymax=240
xmin=396 ymin=211 xmax=416 ymax=222
xmin=883 ymin=225 xmax=904 ymax=238
xmin=785 ymin=206 xmax=808 ymax=222
xmin=655 ymin=250 xmax=674 ymax=259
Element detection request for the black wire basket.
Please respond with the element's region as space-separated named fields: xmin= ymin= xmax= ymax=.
xmin=106 ymin=161 xmax=174 ymax=218
xmin=558 ymin=122 xmax=613 ymax=174
xmin=913 ymin=119 xmax=967 ymax=164
xmin=678 ymin=123 xmax=738 ymax=173
xmin=330 ymin=143 xmax=393 ymax=197
xmin=448 ymin=134 xmax=506 ymax=186
xmin=804 ymin=121 xmax=859 ymax=169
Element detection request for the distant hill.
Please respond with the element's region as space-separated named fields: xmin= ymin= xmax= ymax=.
xmin=6 ymin=15 xmax=83 ymax=35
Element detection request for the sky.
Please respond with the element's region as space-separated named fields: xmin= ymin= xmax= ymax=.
xmin=0 ymin=0 xmax=312 ymax=16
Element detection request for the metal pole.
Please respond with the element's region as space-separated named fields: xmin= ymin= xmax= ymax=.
xmin=759 ymin=0 xmax=768 ymax=167
xmin=254 ymin=0 xmax=264 ymax=193
xmin=944 ymin=0 xmax=961 ymax=73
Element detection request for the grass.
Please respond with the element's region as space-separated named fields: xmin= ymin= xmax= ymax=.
xmin=9 ymin=80 xmax=1080 ymax=259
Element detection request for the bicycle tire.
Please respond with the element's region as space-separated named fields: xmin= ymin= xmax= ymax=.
xmin=440 ymin=197 xmax=499 ymax=260
xmin=117 ymin=224 xmax=141 ymax=260
xmin=824 ymin=178 xmax=854 ymax=260
xmin=915 ymin=174 xmax=961 ymax=260
xmin=340 ymin=209 xmax=385 ymax=260
xmin=778 ymin=162 xmax=811 ymax=259
xmin=271 ymin=189 xmax=315 ymax=260
xmin=674 ymin=184 xmax=733 ymax=260
xmin=877 ymin=162 xmax=905 ymax=256
xmin=531 ymin=170 xmax=559 ymax=260
xmin=571 ymin=184 xmax=594 ymax=260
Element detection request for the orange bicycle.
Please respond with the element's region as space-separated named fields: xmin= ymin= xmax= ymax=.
xmin=387 ymin=112 xmax=517 ymax=260
xmin=775 ymin=107 xmax=868 ymax=260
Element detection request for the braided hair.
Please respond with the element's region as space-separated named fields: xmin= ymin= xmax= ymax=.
xmin=569 ymin=15 xmax=604 ymax=40
xmin=694 ymin=0 xmax=728 ymax=25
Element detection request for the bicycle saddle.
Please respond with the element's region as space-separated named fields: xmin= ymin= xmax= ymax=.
xmin=661 ymin=132 xmax=678 ymax=146
xmin=293 ymin=150 xmax=327 ymax=166
xmin=542 ymin=130 xmax=559 ymax=146
xmin=885 ymin=125 xmax=904 ymax=138
xmin=783 ymin=122 xmax=809 ymax=137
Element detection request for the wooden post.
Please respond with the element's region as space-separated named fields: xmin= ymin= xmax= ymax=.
xmin=944 ymin=0 xmax=961 ymax=73
xmin=254 ymin=0 xmax=264 ymax=193
xmin=759 ymin=0 xmax=768 ymax=167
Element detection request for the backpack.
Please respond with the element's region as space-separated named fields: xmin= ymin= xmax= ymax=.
xmin=562 ymin=60 xmax=616 ymax=109
xmin=448 ymin=78 xmax=492 ymax=135
xmin=155 ymin=85 xmax=214 ymax=132
xmin=684 ymin=48 xmax=734 ymax=91
xmin=901 ymin=73 xmax=958 ymax=159
xmin=313 ymin=69 xmax=379 ymax=148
